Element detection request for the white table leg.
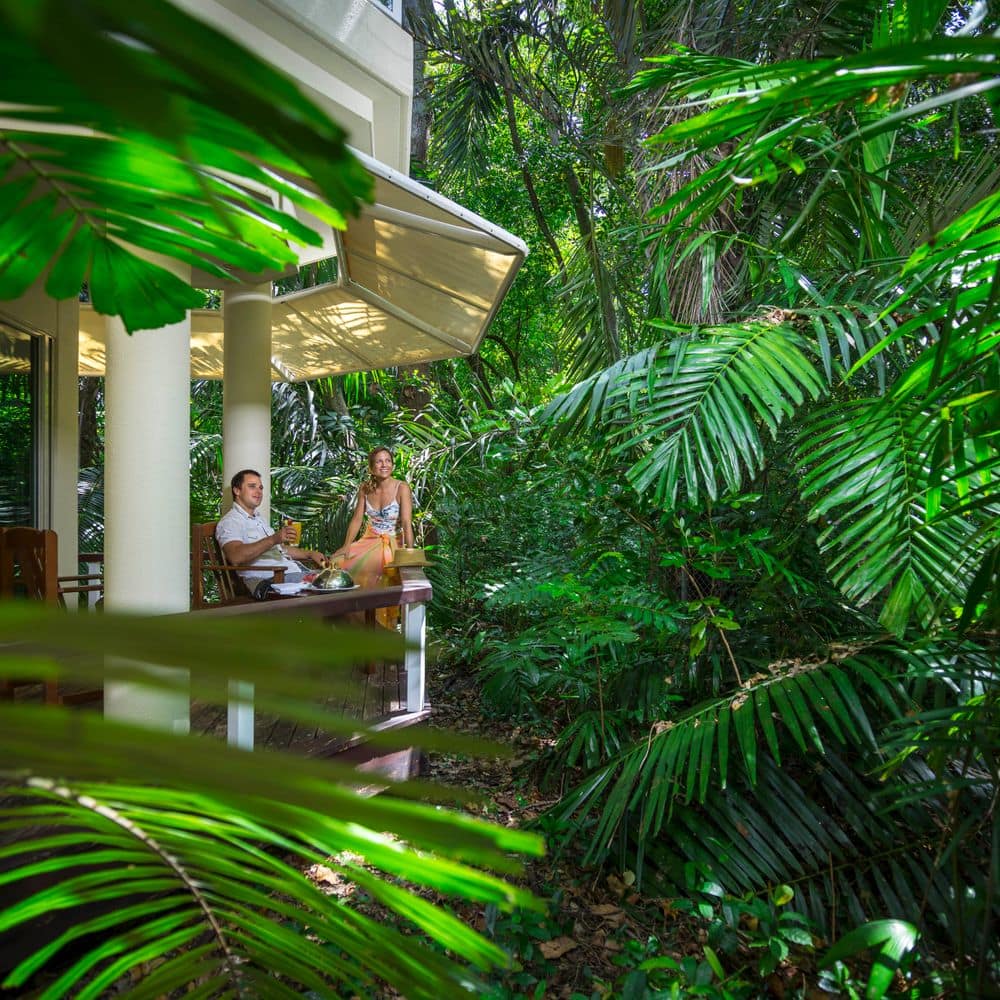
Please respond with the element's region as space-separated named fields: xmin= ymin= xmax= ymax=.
xmin=228 ymin=680 xmax=254 ymax=750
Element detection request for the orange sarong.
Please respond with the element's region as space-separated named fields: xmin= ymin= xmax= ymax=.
xmin=339 ymin=527 xmax=400 ymax=627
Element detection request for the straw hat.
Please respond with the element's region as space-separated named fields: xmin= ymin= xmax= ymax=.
xmin=385 ymin=547 xmax=434 ymax=568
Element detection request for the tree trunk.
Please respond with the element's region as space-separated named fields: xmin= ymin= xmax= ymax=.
xmin=565 ymin=167 xmax=621 ymax=363
xmin=325 ymin=376 xmax=356 ymax=451
xmin=404 ymin=0 xmax=431 ymax=175
xmin=502 ymin=87 xmax=565 ymax=276
xmin=78 ymin=376 xmax=102 ymax=469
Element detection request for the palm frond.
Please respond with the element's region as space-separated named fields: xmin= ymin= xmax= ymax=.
xmin=629 ymin=37 xmax=1000 ymax=236
xmin=644 ymin=751 xmax=979 ymax=945
xmin=0 ymin=777 xmax=530 ymax=998
xmin=0 ymin=604 xmax=545 ymax=996
xmin=795 ymin=393 xmax=996 ymax=634
xmin=794 ymin=302 xmax=909 ymax=389
xmin=551 ymin=644 xmax=908 ymax=865
xmin=539 ymin=344 xmax=660 ymax=439
xmin=617 ymin=323 xmax=826 ymax=507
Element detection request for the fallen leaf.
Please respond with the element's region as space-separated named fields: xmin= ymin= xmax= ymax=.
xmin=540 ymin=936 xmax=579 ymax=959
xmin=309 ymin=865 xmax=337 ymax=884
xmin=590 ymin=903 xmax=623 ymax=917
xmin=606 ymin=874 xmax=627 ymax=897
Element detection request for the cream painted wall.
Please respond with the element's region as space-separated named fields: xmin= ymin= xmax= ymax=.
xmin=0 ymin=280 xmax=59 ymax=338
xmin=172 ymin=0 xmax=413 ymax=171
xmin=51 ymin=298 xmax=80 ymax=576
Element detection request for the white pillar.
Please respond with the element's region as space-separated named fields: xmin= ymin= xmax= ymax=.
xmin=102 ymin=263 xmax=191 ymax=732
xmin=402 ymin=599 xmax=426 ymax=713
xmin=221 ymin=282 xmax=272 ymax=750
xmin=221 ymin=283 xmax=272 ymax=521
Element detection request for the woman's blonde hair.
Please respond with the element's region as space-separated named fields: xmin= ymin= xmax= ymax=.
xmin=362 ymin=446 xmax=393 ymax=494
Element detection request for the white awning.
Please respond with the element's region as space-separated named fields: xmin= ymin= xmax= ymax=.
xmin=77 ymin=151 xmax=528 ymax=381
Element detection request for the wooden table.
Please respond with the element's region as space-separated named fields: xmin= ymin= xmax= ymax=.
xmin=192 ymin=568 xmax=432 ymax=750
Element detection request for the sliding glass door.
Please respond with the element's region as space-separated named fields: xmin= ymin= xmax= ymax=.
xmin=0 ymin=322 xmax=49 ymax=527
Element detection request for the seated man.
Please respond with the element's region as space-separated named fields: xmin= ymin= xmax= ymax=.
xmin=216 ymin=469 xmax=326 ymax=589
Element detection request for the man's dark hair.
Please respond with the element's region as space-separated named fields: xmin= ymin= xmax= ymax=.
xmin=231 ymin=468 xmax=262 ymax=500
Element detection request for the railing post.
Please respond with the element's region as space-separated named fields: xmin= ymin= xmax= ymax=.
xmin=228 ymin=680 xmax=255 ymax=750
xmin=402 ymin=599 xmax=425 ymax=713
xmin=84 ymin=558 xmax=102 ymax=610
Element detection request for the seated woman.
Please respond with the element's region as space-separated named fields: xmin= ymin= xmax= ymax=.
xmin=333 ymin=447 xmax=414 ymax=615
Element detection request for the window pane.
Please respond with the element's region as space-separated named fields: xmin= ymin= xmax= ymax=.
xmin=0 ymin=327 xmax=34 ymax=525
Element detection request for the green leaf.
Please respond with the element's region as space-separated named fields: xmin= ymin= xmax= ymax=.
xmin=0 ymin=0 xmax=372 ymax=331
xmin=820 ymin=919 xmax=919 ymax=1000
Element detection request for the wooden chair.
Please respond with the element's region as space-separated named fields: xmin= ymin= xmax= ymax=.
xmin=0 ymin=527 xmax=102 ymax=705
xmin=191 ymin=522 xmax=287 ymax=610
xmin=57 ymin=551 xmax=105 ymax=610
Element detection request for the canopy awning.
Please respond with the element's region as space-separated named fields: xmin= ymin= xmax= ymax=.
xmin=76 ymin=151 xmax=527 ymax=381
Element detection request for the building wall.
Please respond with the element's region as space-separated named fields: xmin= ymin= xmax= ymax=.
xmin=172 ymin=0 xmax=413 ymax=172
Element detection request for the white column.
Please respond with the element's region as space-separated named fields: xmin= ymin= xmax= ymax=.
xmin=102 ymin=261 xmax=191 ymax=732
xmin=221 ymin=283 xmax=272 ymax=520
xmin=222 ymin=282 xmax=272 ymax=749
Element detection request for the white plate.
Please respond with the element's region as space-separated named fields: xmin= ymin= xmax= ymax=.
xmin=271 ymin=582 xmax=309 ymax=596
xmin=305 ymin=583 xmax=360 ymax=593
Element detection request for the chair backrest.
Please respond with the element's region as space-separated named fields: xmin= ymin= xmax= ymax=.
xmin=192 ymin=521 xmax=239 ymax=609
xmin=0 ymin=527 xmax=61 ymax=605
xmin=191 ymin=521 xmax=289 ymax=609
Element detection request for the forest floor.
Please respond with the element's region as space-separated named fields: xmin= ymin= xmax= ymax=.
xmin=310 ymin=654 xmax=851 ymax=1000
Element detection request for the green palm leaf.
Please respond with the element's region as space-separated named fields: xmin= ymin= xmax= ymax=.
xmin=552 ymin=646 xmax=906 ymax=865
xmin=0 ymin=605 xmax=545 ymax=995
xmin=796 ymin=394 xmax=994 ymax=633
xmin=0 ymin=0 xmax=371 ymax=333
xmin=616 ymin=323 xmax=826 ymax=506
xmin=647 ymin=754 xmax=964 ymax=940
xmin=540 ymin=344 xmax=659 ymax=439
xmin=628 ymin=35 xmax=999 ymax=237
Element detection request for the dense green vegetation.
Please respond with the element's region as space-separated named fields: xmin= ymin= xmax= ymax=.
xmin=3 ymin=0 xmax=998 ymax=995
xmin=170 ymin=0 xmax=994 ymax=994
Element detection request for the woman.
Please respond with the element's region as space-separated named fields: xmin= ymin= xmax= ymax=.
xmin=333 ymin=447 xmax=414 ymax=597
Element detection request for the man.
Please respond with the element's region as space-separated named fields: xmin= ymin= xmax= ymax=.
xmin=216 ymin=469 xmax=326 ymax=588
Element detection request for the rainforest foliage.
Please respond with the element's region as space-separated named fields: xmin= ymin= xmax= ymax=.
xmin=5 ymin=0 xmax=998 ymax=996
xmin=236 ymin=0 xmax=996 ymax=993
